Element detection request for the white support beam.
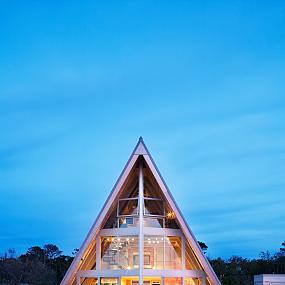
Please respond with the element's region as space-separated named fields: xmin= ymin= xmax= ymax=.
xmin=142 ymin=269 xmax=206 ymax=278
xmin=139 ymin=158 xmax=144 ymax=285
xmin=99 ymin=227 xmax=139 ymax=237
xmin=96 ymin=236 xmax=101 ymax=271
xmin=76 ymin=275 xmax=80 ymax=285
xmin=77 ymin=269 xmax=140 ymax=278
xmin=144 ymin=227 xmax=182 ymax=237
xmin=182 ymin=236 xmax=186 ymax=270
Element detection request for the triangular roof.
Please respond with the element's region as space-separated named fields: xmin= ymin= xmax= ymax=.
xmin=61 ymin=138 xmax=221 ymax=285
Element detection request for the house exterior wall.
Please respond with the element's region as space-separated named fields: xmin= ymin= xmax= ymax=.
xmin=254 ymin=274 xmax=285 ymax=285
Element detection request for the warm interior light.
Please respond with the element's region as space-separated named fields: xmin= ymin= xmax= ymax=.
xmin=167 ymin=211 xmax=175 ymax=219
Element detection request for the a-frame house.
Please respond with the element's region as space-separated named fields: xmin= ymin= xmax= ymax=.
xmin=61 ymin=138 xmax=221 ymax=285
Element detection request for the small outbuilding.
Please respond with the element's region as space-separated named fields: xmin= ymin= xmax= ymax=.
xmin=254 ymin=274 xmax=285 ymax=285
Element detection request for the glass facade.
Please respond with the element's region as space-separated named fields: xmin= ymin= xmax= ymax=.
xmin=143 ymin=236 xmax=182 ymax=270
xmin=104 ymin=188 xmax=180 ymax=229
xmin=144 ymin=198 xmax=164 ymax=216
xmin=164 ymin=236 xmax=182 ymax=269
xmin=185 ymin=241 xmax=202 ymax=270
xmin=79 ymin=277 xmax=204 ymax=285
xmin=119 ymin=217 xmax=139 ymax=228
xmin=185 ymin=278 xmax=201 ymax=285
xmin=101 ymin=236 xmax=138 ymax=270
xmin=118 ymin=199 xmax=139 ymax=216
xmin=144 ymin=236 xmax=164 ymax=269
xmin=143 ymin=217 xmax=164 ymax=228
xmin=164 ymin=277 xmax=182 ymax=285
xmin=101 ymin=278 xmax=118 ymax=285
xmin=100 ymin=235 xmax=182 ymax=271
xmin=80 ymin=278 xmax=98 ymax=285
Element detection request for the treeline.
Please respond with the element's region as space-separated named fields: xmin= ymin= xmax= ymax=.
xmin=0 ymin=242 xmax=284 ymax=285
xmin=210 ymin=246 xmax=285 ymax=285
xmin=0 ymin=244 xmax=75 ymax=285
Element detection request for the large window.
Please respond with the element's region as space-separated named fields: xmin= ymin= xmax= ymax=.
xmin=144 ymin=236 xmax=182 ymax=270
xmin=100 ymin=278 xmax=118 ymax=285
xmin=80 ymin=278 xmax=98 ymax=285
xmin=143 ymin=217 xmax=164 ymax=228
xmin=144 ymin=198 xmax=164 ymax=216
xmin=118 ymin=198 xmax=138 ymax=216
xmin=113 ymin=196 xmax=179 ymax=229
xmin=164 ymin=278 xmax=182 ymax=285
xmin=119 ymin=217 xmax=139 ymax=228
xmin=144 ymin=236 xmax=164 ymax=269
xmin=131 ymin=278 xmax=161 ymax=285
xmin=101 ymin=236 xmax=138 ymax=270
xmin=185 ymin=241 xmax=202 ymax=270
xmin=164 ymin=236 xmax=182 ymax=269
xmin=184 ymin=278 xmax=201 ymax=285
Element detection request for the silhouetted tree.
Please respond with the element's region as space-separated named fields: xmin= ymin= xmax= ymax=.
xmin=198 ymin=241 xmax=208 ymax=254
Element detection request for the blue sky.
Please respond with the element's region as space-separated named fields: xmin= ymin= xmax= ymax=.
xmin=0 ymin=1 xmax=285 ymax=258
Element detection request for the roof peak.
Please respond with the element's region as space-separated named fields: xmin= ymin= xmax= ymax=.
xmin=134 ymin=136 xmax=148 ymax=155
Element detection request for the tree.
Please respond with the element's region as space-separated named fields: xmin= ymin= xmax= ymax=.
xmin=72 ymin=248 xmax=79 ymax=256
xmin=0 ymin=251 xmax=25 ymax=285
xmin=23 ymin=246 xmax=45 ymax=263
xmin=198 ymin=241 xmax=208 ymax=254
xmin=259 ymin=250 xmax=272 ymax=261
xmin=44 ymin=244 xmax=62 ymax=260
xmin=280 ymin=241 xmax=285 ymax=255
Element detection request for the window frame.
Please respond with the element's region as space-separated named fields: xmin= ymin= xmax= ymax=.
xmin=143 ymin=197 xmax=165 ymax=217
xmin=117 ymin=197 xmax=139 ymax=217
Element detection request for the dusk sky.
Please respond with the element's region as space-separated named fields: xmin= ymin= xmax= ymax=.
xmin=0 ymin=1 xmax=285 ymax=259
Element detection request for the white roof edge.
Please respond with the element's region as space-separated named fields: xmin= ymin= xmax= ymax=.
xmin=134 ymin=137 xmax=148 ymax=155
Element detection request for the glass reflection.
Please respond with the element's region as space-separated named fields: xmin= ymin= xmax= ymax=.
xmin=101 ymin=236 xmax=138 ymax=270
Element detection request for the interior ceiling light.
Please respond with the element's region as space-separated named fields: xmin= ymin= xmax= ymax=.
xmin=167 ymin=211 xmax=175 ymax=219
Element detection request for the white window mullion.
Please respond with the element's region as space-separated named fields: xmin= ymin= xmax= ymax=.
xmin=182 ymin=236 xmax=186 ymax=270
xmin=139 ymin=157 xmax=144 ymax=285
